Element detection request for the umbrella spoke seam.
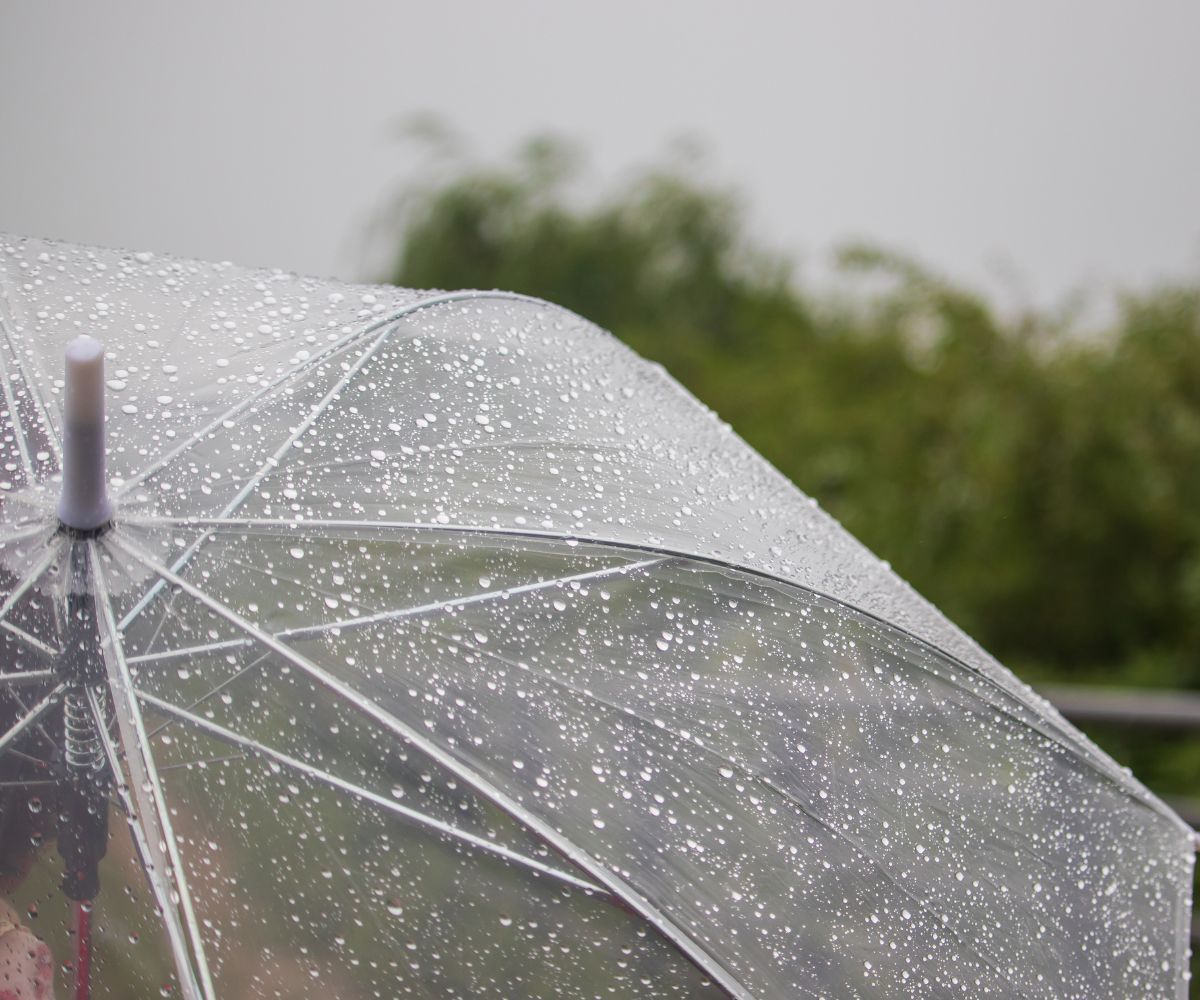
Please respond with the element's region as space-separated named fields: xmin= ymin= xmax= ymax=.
xmin=143 ymin=651 xmax=272 ymax=742
xmin=113 ymin=289 xmax=547 ymax=501
xmin=0 ymin=301 xmax=61 ymax=466
xmin=0 ymin=540 xmax=62 ymax=633
xmin=0 ymin=335 xmax=36 ymax=484
xmin=127 ymin=556 xmax=661 ymax=667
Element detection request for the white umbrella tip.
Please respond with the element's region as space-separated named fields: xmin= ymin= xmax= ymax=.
xmin=65 ymin=334 xmax=104 ymax=365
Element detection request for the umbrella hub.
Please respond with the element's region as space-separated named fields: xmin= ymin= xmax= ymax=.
xmin=57 ymin=336 xmax=112 ymax=536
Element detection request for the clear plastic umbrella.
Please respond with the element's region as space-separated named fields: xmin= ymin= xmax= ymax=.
xmin=0 ymin=233 xmax=1193 ymax=999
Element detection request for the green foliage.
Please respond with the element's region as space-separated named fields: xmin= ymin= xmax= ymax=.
xmin=381 ymin=132 xmax=1200 ymax=796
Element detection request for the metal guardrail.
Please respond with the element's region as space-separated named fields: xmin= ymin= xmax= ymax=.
xmin=1043 ymin=685 xmax=1200 ymax=730
xmin=1045 ymin=684 xmax=1200 ymax=825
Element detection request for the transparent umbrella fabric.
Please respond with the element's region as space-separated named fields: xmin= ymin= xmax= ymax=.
xmin=0 ymin=234 xmax=1193 ymax=999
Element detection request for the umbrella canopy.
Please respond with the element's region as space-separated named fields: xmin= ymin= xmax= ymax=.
xmin=0 ymin=233 xmax=1193 ymax=999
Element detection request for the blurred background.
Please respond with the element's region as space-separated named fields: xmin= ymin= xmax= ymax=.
xmin=2 ymin=0 xmax=1199 ymax=979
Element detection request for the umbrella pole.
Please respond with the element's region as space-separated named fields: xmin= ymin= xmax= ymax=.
xmin=55 ymin=340 xmax=109 ymax=1000
xmin=74 ymin=900 xmax=92 ymax=1000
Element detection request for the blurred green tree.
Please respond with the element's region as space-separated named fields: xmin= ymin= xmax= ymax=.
xmin=380 ymin=128 xmax=1200 ymax=795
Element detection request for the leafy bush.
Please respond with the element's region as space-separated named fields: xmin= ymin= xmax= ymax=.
xmin=380 ymin=130 xmax=1200 ymax=798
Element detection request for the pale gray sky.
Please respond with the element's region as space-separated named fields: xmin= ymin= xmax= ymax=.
xmin=2 ymin=1 xmax=1198 ymax=312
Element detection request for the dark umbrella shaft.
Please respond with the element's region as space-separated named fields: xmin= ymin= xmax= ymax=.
xmin=56 ymin=542 xmax=109 ymax=1000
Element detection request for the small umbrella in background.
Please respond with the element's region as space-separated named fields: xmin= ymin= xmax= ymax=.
xmin=0 ymin=234 xmax=1193 ymax=999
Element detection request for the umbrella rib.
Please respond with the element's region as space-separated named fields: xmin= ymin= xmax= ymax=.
xmin=88 ymin=541 xmax=218 ymax=1000
xmin=144 ymin=652 xmax=272 ymax=742
xmin=0 ymin=669 xmax=55 ymax=687
xmin=6 ymin=686 xmax=59 ymax=754
xmin=0 ymin=539 xmax=63 ymax=659
xmin=0 ymin=541 xmax=61 ymax=626
xmin=113 ymin=289 xmax=543 ymax=501
xmin=129 ymin=637 xmax=251 ymax=667
xmin=0 ymin=683 xmax=64 ymax=757
xmin=156 ymin=753 xmax=245 ymax=773
xmin=1 ymin=621 xmax=59 ymax=658
xmin=0 ymin=522 xmax=54 ymax=546
xmin=0 ymin=311 xmax=61 ymax=466
xmin=0 ymin=329 xmax=37 ymax=484
xmin=109 ymin=532 xmax=752 ymax=1000
xmin=83 ymin=684 xmax=207 ymax=1000
xmin=128 ymin=556 xmax=662 ymax=668
xmin=118 ymin=320 xmax=401 ymax=633
xmin=136 ymin=690 xmax=609 ymax=896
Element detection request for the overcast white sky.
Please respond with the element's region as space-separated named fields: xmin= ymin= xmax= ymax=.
xmin=2 ymin=1 xmax=1198 ymax=313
